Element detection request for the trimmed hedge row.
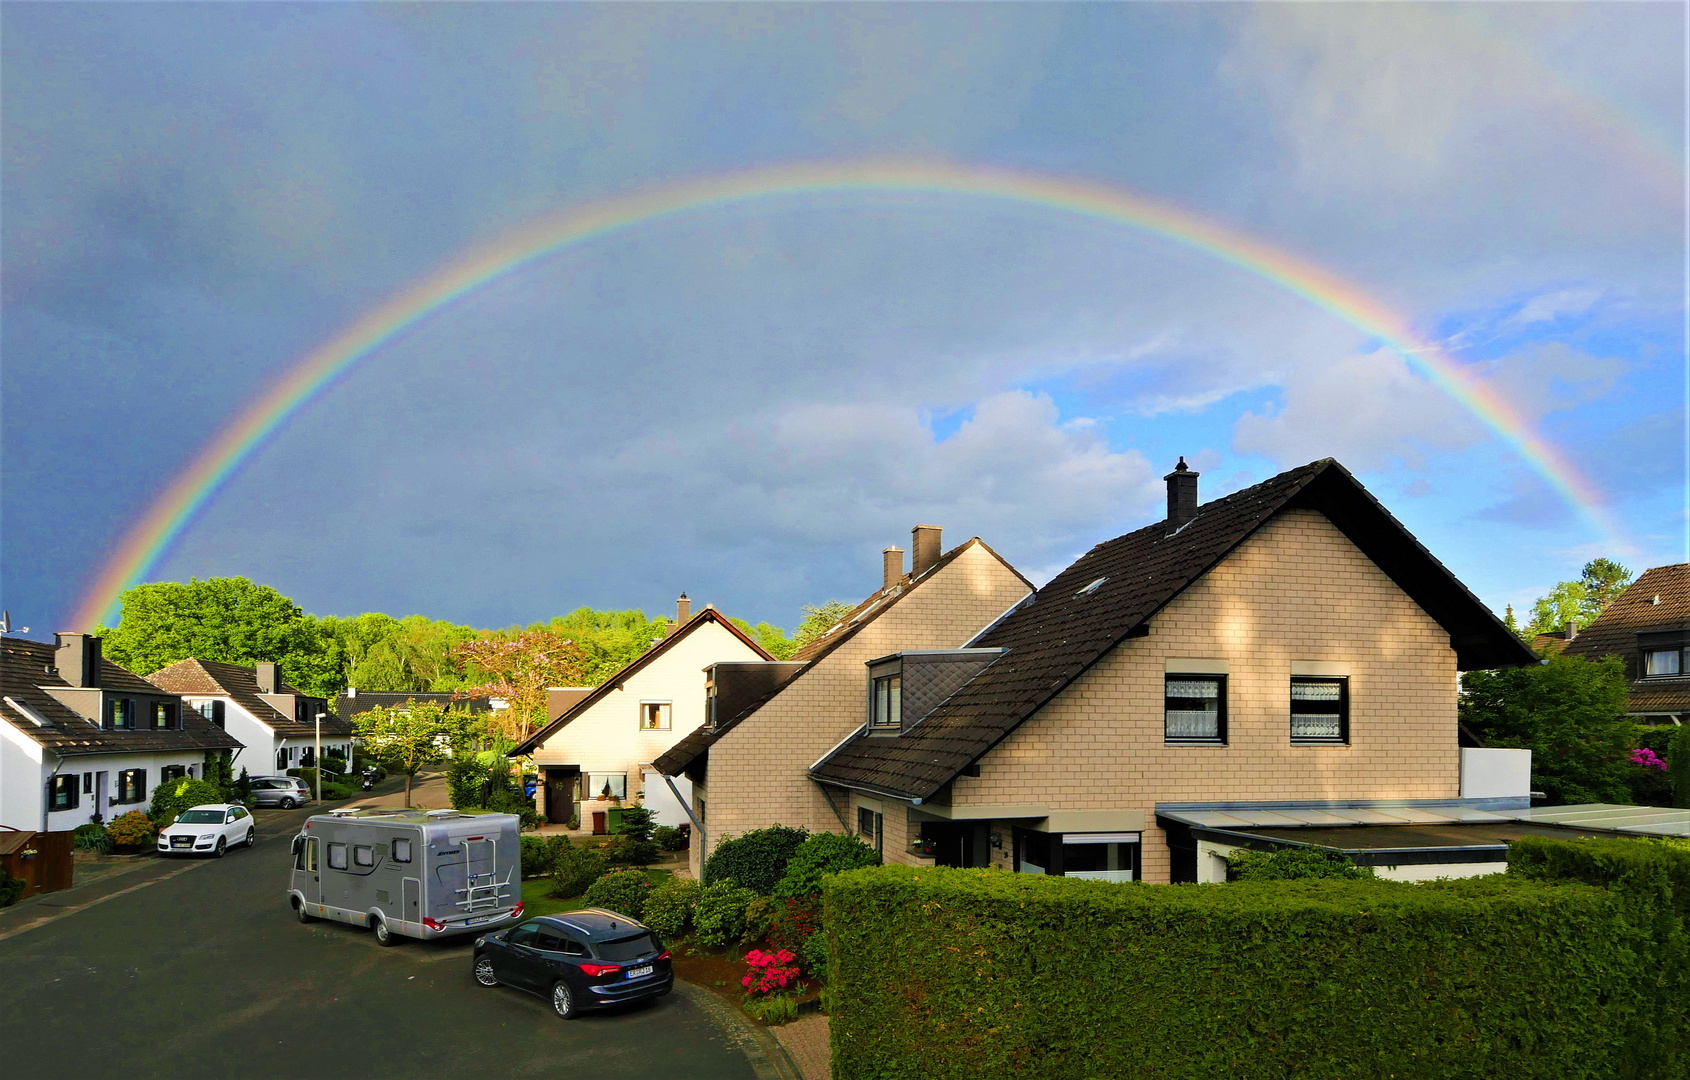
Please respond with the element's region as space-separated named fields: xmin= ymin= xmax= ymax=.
xmin=823 ymin=862 xmax=1677 ymax=1080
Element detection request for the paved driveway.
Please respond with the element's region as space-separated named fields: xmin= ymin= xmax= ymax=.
xmin=0 ymin=810 xmax=760 ymax=1080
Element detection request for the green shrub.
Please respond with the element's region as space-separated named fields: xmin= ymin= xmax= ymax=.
xmin=106 ymin=811 xmax=156 ymax=847
xmin=1672 ymin=722 xmax=1690 ymax=810
xmin=774 ymin=831 xmax=881 ymax=898
xmin=582 ymin=870 xmax=656 ymax=920
xmin=522 ymin=834 xmax=567 ymax=878
xmin=642 ymin=876 xmax=701 ymax=940
xmin=319 ymin=781 xmax=353 ymax=800
xmin=743 ymin=993 xmax=799 ymax=1025
xmin=825 ymin=863 xmax=1672 ymax=1080
xmin=72 ymin=823 xmax=113 ymax=854
xmin=550 ymin=838 xmax=608 ymax=899
xmin=693 ymin=882 xmax=758 ymax=947
xmin=149 ymin=778 xmax=224 ymax=826
xmin=1507 ymin=834 xmax=1690 ymax=1067
xmin=0 ymin=874 xmax=23 ymax=908
xmin=703 ymin=825 xmax=809 ymax=894
xmin=799 ymin=928 xmax=828 ymax=982
xmin=1226 ymin=846 xmax=1375 ymax=881
xmin=654 ymin=825 xmax=687 ymax=851
xmin=743 ymin=895 xmax=780 ymax=943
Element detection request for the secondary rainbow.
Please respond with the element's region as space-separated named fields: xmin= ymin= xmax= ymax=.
xmin=71 ymin=159 xmax=1624 ymax=629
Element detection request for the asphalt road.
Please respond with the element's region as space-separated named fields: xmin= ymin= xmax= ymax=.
xmin=0 ymin=810 xmax=760 ymax=1080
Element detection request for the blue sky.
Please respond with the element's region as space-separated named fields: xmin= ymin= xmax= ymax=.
xmin=2 ymin=3 xmax=1684 ymax=635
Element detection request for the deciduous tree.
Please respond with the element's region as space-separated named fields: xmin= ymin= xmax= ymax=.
xmin=1460 ymin=653 xmax=1635 ymax=805
xmin=455 ymin=630 xmax=587 ymax=739
xmin=353 ymin=700 xmax=479 ymax=807
xmin=99 ymin=578 xmax=340 ymax=695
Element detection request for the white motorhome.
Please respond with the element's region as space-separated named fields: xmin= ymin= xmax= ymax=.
xmin=289 ymin=809 xmax=522 ymax=945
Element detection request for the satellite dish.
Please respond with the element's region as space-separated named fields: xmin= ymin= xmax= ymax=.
xmin=0 ymin=611 xmax=27 ymax=635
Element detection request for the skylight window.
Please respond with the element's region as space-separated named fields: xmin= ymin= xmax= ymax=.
xmin=1076 ymin=577 xmax=1108 ymax=597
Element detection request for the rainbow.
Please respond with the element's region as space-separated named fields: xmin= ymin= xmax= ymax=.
xmin=71 ymin=158 xmax=1624 ymax=629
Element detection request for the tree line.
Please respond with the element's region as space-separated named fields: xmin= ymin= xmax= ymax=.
xmin=96 ymin=577 xmax=857 ymax=737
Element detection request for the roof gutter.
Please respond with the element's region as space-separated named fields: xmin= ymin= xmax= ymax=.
xmin=810 ymin=775 xmax=924 ymax=806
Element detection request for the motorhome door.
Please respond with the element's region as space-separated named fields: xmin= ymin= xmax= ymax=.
xmin=295 ymin=836 xmax=321 ymax=909
xmin=402 ymin=877 xmax=420 ymax=930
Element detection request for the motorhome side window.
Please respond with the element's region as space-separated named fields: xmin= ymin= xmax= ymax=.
xmin=392 ymin=838 xmax=412 ymax=863
xmin=353 ymin=845 xmax=375 ymax=868
xmin=327 ymin=843 xmax=348 ymax=870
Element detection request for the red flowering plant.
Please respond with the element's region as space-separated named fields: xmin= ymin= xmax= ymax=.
xmin=740 ymin=948 xmax=801 ymax=998
xmin=1631 ymin=748 xmax=1668 ymax=772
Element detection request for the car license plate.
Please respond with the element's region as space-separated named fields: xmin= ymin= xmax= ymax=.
xmin=627 ymin=965 xmax=653 ymax=979
xmin=171 ymin=837 xmax=192 ymax=847
xmin=466 ymin=916 xmax=489 ymax=926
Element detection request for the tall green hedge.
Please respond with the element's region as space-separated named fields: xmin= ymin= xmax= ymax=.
xmin=823 ymin=864 xmax=1674 ymax=1080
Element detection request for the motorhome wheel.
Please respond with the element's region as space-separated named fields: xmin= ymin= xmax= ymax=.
xmin=551 ymin=981 xmax=575 ymax=1019
xmin=293 ymin=898 xmax=312 ymax=923
xmin=373 ymin=917 xmax=396 ymax=947
xmin=473 ymin=957 xmax=498 ymax=987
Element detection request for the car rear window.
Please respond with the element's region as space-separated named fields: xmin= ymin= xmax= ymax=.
xmin=594 ymin=934 xmax=657 ymax=962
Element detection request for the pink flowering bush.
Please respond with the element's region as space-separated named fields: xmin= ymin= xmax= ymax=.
xmin=1632 ymin=747 xmax=1668 ymax=772
xmin=740 ymin=948 xmax=800 ymax=997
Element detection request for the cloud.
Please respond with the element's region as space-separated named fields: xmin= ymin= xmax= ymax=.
xmin=1231 ymin=346 xmax=1481 ymax=471
xmin=1506 ymin=288 xmax=1603 ymax=328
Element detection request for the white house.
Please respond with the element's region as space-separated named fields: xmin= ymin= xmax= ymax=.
xmin=148 ymin=658 xmax=355 ymax=777
xmin=511 ymin=599 xmax=775 ymax=830
xmin=1 ymin=634 xmax=244 ymax=833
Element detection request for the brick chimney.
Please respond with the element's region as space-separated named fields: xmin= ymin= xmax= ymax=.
xmin=53 ymin=633 xmax=101 ymax=688
xmin=883 ymin=547 xmax=905 ymax=590
xmin=1165 ymin=457 xmax=1199 ymax=528
xmin=677 ymin=593 xmax=691 ymax=625
xmin=911 ymin=525 xmax=942 ymax=578
xmin=255 ymin=662 xmax=279 ymax=694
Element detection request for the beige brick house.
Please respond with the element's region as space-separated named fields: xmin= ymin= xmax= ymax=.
xmin=811 ymin=459 xmax=1537 ymax=884
xmin=655 ymin=527 xmax=1035 ymax=877
xmin=512 ymin=601 xmax=773 ymax=832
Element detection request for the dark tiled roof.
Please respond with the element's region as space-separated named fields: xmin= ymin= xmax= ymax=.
xmin=812 ymin=459 xmax=1536 ymax=801
xmin=0 ymin=639 xmax=243 ymax=756
xmin=511 ymin=609 xmax=772 ymax=757
xmin=1531 ymin=633 xmax=1570 ymax=656
xmin=336 ymin=691 xmax=492 ymax=720
xmin=1561 ymin=564 xmax=1690 ymax=716
xmin=147 ymin=658 xmax=354 ymax=738
xmin=653 ymin=538 xmax=1027 ymax=777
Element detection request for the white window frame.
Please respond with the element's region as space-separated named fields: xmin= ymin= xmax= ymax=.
xmin=639 ymin=701 xmax=672 ymax=731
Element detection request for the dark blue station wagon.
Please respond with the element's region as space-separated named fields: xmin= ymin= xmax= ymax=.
xmin=473 ymin=909 xmax=673 ymax=1018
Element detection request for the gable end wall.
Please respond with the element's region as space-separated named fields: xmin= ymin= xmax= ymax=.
xmin=944 ymin=508 xmax=1461 ymax=883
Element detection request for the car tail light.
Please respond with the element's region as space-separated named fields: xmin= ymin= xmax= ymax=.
xmin=508 ymin=902 xmax=524 ymax=918
xmin=577 ymin=963 xmax=621 ymax=978
xmin=422 ymin=917 xmax=446 ymax=932
xmin=656 ymin=950 xmax=671 ymax=961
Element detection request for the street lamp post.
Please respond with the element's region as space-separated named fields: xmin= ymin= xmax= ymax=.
xmin=314 ymin=712 xmax=324 ymax=804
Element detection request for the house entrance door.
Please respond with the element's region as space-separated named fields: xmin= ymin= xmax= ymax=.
xmin=922 ymin=823 xmax=987 ymax=868
xmin=544 ymin=769 xmax=578 ymax=826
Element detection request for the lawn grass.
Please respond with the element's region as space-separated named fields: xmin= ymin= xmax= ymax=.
xmin=520 ymin=867 xmax=674 ymax=920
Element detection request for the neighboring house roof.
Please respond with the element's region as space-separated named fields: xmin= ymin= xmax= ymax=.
xmin=1531 ymin=632 xmax=1570 ymax=656
xmin=510 ymin=608 xmax=773 ymax=757
xmin=653 ymin=537 xmax=1029 ymax=777
xmin=335 ymin=691 xmax=492 ymax=720
xmin=1563 ymin=563 xmax=1690 ymax=715
xmin=812 ymin=459 xmax=1537 ymax=802
xmin=0 ymin=639 xmax=243 ymax=756
xmin=147 ymin=658 xmax=355 ymax=738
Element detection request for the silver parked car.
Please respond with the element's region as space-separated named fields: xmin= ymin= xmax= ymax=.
xmin=249 ymin=776 xmax=313 ymax=809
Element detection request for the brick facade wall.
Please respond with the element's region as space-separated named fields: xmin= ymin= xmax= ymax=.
xmin=700 ymin=543 xmax=1031 ymax=866
xmin=939 ymin=509 xmax=1461 ymax=883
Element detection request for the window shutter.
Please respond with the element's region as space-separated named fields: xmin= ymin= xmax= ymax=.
xmin=212 ymin=699 xmax=225 ymax=728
